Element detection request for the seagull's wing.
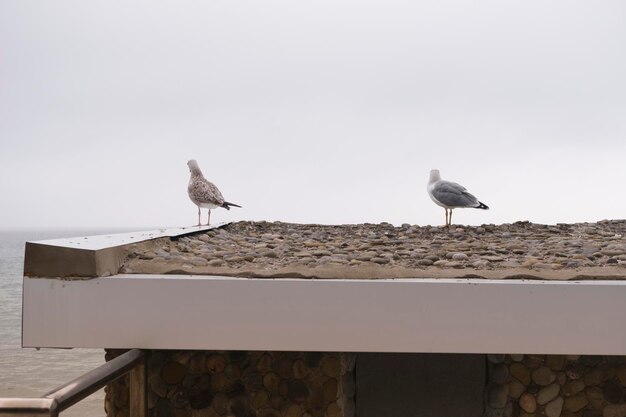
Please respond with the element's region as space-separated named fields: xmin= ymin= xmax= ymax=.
xmin=189 ymin=177 xmax=225 ymax=205
xmin=432 ymin=180 xmax=480 ymax=208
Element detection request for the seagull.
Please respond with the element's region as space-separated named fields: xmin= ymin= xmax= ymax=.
xmin=187 ymin=159 xmax=241 ymax=226
xmin=427 ymin=169 xmax=488 ymax=226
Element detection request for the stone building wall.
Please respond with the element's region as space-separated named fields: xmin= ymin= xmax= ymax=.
xmin=107 ymin=351 xmax=626 ymax=417
xmin=105 ymin=350 xmax=356 ymax=417
xmin=485 ymin=354 xmax=626 ymax=417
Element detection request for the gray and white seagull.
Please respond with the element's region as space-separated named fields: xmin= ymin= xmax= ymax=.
xmin=427 ymin=169 xmax=488 ymax=226
xmin=187 ymin=159 xmax=241 ymax=226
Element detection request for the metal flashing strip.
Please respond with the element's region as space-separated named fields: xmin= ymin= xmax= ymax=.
xmin=27 ymin=224 xmax=227 ymax=251
xmin=23 ymin=224 xmax=228 ymax=278
xmin=22 ymin=275 xmax=626 ymax=354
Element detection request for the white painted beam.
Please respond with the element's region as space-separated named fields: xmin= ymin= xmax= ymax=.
xmin=22 ymin=276 xmax=626 ymax=354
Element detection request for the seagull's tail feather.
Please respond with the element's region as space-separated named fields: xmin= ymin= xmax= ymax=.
xmin=476 ymin=201 xmax=489 ymax=210
xmin=221 ymin=201 xmax=242 ymax=210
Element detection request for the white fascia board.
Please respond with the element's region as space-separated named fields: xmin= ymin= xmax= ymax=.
xmin=22 ymin=275 xmax=626 ymax=355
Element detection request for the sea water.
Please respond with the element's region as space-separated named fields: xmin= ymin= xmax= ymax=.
xmin=0 ymin=228 xmax=143 ymax=417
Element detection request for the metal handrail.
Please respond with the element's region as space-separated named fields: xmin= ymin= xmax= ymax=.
xmin=0 ymin=399 xmax=58 ymax=417
xmin=0 ymin=349 xmax=145 ymax=417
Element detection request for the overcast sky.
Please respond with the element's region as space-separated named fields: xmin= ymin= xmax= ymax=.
xmin=1 ymin=1 xmax=625 ymax=229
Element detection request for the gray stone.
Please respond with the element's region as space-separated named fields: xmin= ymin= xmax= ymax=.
xmin=447 ymin=252 xmax=468 ymax=260
xmin=519 ymin=393 xmax=537 ymax=413
xmin=602 ymin=381 xmax=624 ymax=404
xmin=511 ymin=363 xmax=531 ymax=385
xmin=190 ymin=256 xmax=208 ymax=266
xmin=433 ymin=260 xmax=459 ymax=267
xmin=538 ymin=383 xmax=560 ymax=405
xmin=533 ymin=262 xmax=562 ymax=270
xmin=488 ymin=354 xmax=506 ymax=364
xmin=601 ymin=365 xmax=616 ymax=381
xmin=328 ymin=256 xmax=348 ymax=264
xmin=188 ymin=354 xmax=206 ymax=373
xmin=533 ymin=366 xmax=557 ymax=386
xmin=564 ymin=393 xmax=588 ymax=412
xmin=545 ymin=397 xmax=564 ymax=417
xmin=601 ymin=244 xmax=626 ymax=256
xmin=510 ymin=354 xmax=524 ymax=362
xmin=586 ymin=386 xmax=604 ymax=409
xmin=603 ymin=404 xmax=626 ymax=417
xmin=546 ymin=355 xmax=567 ymax=371
xmin=562 ymin=380 xmax=585 ymax=397
xmin=584 ymin=368 xmax=604 ymax=386
xmin=508 ymin=381 xmax=526 ymax=399
xmin=371 ymin=257 xmax=390 ymax=264
xmin=530 ymin=357 xmax=549 ymax=371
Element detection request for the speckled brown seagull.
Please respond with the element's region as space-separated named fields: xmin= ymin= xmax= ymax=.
xmin=187 ymin=159 xmax=241 ymax=226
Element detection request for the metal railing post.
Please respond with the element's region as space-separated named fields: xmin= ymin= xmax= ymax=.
xmin=129 ymin=352 xmax=147 ymax=417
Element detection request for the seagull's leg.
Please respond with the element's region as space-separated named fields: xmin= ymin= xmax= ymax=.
xmin=444 ymin=209 xmax=449 ymax=226
xmin=197 ymin=207 xmax=201 ymax=226
xmin=449 ymin=209 xmax=453 ymax=226
xmin=206 ymin=209 xmax=211 ymax=226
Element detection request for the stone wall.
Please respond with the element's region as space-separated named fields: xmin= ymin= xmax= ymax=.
xmin=107 ymin=351 xmax=626 ymax=417
xmin=485 ymin=354 xmax=626 ymax=417
xmin=105 ymin=350 xmax=355 ymax=417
